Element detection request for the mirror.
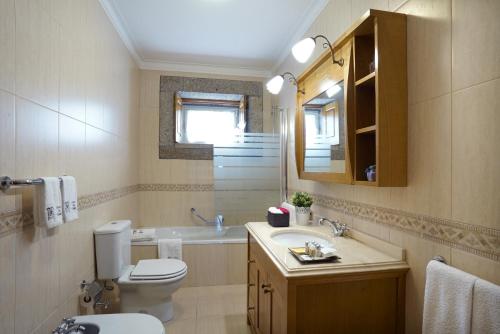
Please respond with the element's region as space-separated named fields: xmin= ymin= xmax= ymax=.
xmin=302 ymin=81 xmax=346 ymax=174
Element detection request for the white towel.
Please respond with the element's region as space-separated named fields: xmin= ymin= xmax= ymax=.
xmin=471 ymin=278 xmax=500 ymax=334
xmin=60 ymin=176 xmax=78 ymax=222
xmin=132 ymin=228 xmax=156 ymax=242
xmin=423 ymin=260 xmax=477 ymax=334
xmin=281 ymin=202 xmax=296 ymax=225
xmin=158 ymin=238 xmax=182 ymax=260
xmin=33 ymin=177 xmax=63 ymax=229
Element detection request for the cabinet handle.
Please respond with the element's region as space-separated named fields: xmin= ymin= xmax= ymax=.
xmin=263 ymin=288 xmax=274 ymax=294
xmin=261 ymin=283 xmax=271 ymax=289
xmin=248 ymin=306 xmax=255 ymax=310
xmin=248 ymin=260 xmax=256 ymax=264
xmin=248 ymin=283 xmax=255 ymax=287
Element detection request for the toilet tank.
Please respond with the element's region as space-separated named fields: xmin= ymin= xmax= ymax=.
xmin=94 ymin=220 xmax=132 ymax=280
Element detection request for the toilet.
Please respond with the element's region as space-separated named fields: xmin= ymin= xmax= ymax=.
xmin=94 ymin=220 xmax=187 ymax=322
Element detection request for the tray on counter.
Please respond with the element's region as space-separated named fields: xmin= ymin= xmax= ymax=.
xmin=289 ymin=247 xmax=341 ymax=264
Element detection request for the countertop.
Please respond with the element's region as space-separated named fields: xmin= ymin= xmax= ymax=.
xmin=245 ymin=222 xmax=409 ymax=278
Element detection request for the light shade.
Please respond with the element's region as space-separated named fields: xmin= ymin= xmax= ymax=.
xmin=266 ymin=75 xmax=285 ymax=95
xmin=326 ymin=84 xmax=341 ymax=98
xmin=292 ymin=37 xmax=316 ymax=63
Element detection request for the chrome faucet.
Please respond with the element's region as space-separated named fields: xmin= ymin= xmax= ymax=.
xmin=318 ymin=217 xmax=349 ymax=237
xmin=52 ymin=318 xmax=86 ymax=334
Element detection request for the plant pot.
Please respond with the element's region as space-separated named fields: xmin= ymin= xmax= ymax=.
xmin=295 ymin=207 xmax=311 ymax=226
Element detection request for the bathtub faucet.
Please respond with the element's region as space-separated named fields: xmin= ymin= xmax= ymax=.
xmin=191 ymin=208 xmax=224 ymax=231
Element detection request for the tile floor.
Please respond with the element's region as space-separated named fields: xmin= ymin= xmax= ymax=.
xmin=164 ymin=284 xmax=252 ymax=334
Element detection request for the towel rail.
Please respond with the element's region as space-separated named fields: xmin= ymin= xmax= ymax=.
xmin=0 ymin=176 xmax=56 ymax=192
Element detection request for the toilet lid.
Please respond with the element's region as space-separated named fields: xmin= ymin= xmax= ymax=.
xmin=130 ymin=259 xmax=187 ymax=280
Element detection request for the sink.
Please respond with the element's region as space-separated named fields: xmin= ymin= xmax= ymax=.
xmin=73 ymin=314 xmax=165 ymax=334
xmin=271 ymin=230 xmax=333 ymax=248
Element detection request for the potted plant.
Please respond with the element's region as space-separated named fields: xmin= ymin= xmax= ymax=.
xmin=291 ymin=192 xmax=313 ymax=226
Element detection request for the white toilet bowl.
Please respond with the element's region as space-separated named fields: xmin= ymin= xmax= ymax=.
xmin=94 ymin=221 xmax=188 ymax=323
xmin=118 ymin=258 xmax=188 ymax=322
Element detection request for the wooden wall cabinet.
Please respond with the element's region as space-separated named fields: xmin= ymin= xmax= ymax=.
xmin=247 ymin=234 xmax=407 ymax=334
xmin=351 ymin=10 xmax=407 ymax=186
xmin=295 ymin=10 xmax=407 ymax=186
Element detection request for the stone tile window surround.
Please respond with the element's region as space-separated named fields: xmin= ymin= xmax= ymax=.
xmin=159 ymin=76 xmax=264 ymax=160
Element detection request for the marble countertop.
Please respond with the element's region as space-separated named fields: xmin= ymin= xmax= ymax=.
xmin=245 ymin=222 xmax=409 ymax=278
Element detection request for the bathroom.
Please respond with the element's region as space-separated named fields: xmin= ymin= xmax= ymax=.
xmin=0 ymin=0 xmax=498 ymax=333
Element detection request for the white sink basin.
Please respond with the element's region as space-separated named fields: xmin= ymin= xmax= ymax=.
xmin=271 ymin=230 xmax=333 ymax=248
xmin=73 ymin=314 xmax=164 ymax=334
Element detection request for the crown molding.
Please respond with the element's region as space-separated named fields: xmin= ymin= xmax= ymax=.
xmin=99 ymin=0 xmax=270 ymax=78
xmin=271 ymin=0 xmax=330 ymax=73
xmin=98 ymin=0 xmax=142 ymax=64
xmin=138 ymin=59 xmax=271 ymax=78
xmin=99 ymin=0 xmax=327 ymax=78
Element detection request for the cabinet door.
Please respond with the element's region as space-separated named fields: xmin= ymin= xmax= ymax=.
xmin=271 ymin=289 xmax=286 ymax=334
xmin=258 ymin=269 xmax=272 ymax=334
xmin=247 ymin=259 xmax=257 ymax=327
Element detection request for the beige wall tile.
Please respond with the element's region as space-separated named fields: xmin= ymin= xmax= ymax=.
xmin=15 ymin=227 xmax=61 ymax=334
xmin=140 ymin=71 xmax=161 ymax=109
xmin=405 ymin=94 xmax=452 ymax=218
xmin=0 ymin=0 xmax=15 ymax=93
xmin=15 ymin=98 xmax=59 ymax=189
xmin=0 ymin=234 xmax=15 ymax=334
xmin=389 ymin=0 xmax=408 ymax=10
xmin=452 ymin=0 xmax=500 ymax=91
xmin=389 ymin=230 xmax=452 ymax=334
xmin=0 ymin=91 xmax=16 ymax=213
xmin=59 ymin=115 xmax=87 ymax=194
xmin=59 ymin=0 xmax=87 ymax=122
xmin=58 ymin=219 xmax=95 ymax=306
xmin=351 ymin=0 xmax=389 ymax=20
xmin=398 ymin=0 xmax=452 ymax=104
xmin=15 ymin=0 xmax=60 ymax=111
xmin=84 ymin=125 xmax=109 ymax=194
xmin=139 ymin=191 xmax=215 ymax=228
xmin=452 ymin=79 xmax=500 ymax=229
xmin=84 ymin=0 xmax=106 ymax=129
xmin=450 ymin=248 xmax=500 ymax=285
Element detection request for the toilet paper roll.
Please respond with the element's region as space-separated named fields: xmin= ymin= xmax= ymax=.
xmin=79 ymin=294 xmax=94 ymax=315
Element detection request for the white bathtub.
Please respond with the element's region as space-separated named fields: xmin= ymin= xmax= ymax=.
xmin=132 ymin=225 xmax=247 ymax=245
xmin=131 ymin=225 xmax=248 ymax=287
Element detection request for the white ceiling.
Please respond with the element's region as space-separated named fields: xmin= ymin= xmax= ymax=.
xmin=100 ymin=0 xmax=329 ymax=77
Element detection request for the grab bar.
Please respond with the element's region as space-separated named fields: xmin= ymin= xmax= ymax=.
xmin=190 ymin=208 xmax=211 ymax=224
xmin=190 ymin=208 xmax=224 ymax=229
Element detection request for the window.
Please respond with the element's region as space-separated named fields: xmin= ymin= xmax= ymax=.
xmin=175 ymin=92 xmax=246 ymax=144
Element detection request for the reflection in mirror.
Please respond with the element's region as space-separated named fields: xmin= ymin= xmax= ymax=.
xmin=302 ymin=81 xmax=345 ymax=173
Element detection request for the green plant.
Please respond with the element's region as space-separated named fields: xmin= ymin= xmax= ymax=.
xmin=291 ymin=192 xmax=313 ymax=208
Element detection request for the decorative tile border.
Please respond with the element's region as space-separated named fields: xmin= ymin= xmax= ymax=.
xmin=290 ymin=189 xmax=500 ymax=262
xmin=0 ymin=183 xmax=216 ymax=237
xmin=3 ymin=183 xmax=497 ymax=262
xmin=139 ymin=183 xmax=214 ymax=192
xmin=78 ymin=184 xmax=140 ymax=210
xmin=0 ymin=184 xmax=140 ymax=237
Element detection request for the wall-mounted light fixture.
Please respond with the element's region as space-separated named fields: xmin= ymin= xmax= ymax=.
xmin=266 ymin=72 xmax=305 ymax=95
xmin=292 ymin=34 xmax=344 ymax=67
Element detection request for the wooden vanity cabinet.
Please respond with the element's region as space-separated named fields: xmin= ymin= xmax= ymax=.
xmin=247 ymin=233 xmax=407 ymax=334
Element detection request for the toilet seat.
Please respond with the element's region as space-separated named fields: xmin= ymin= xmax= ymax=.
xmin=130 ymin=259 xmax=187 ymax=280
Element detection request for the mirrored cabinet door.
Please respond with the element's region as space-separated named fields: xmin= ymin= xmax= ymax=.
xmin=295 ymin=41 xmax=353 ymax=183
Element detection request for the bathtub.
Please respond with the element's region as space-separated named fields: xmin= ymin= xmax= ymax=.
xmin=132 ymin=225 xmax=247 ymax=245
xmin=131 ymin=225 xmax=248 ymax=287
